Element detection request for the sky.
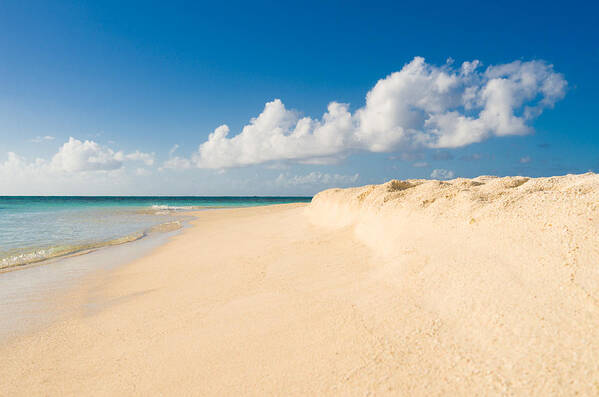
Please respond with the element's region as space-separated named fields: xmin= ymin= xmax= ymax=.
xmin=0 ymin=0 xmax=598 ymax=195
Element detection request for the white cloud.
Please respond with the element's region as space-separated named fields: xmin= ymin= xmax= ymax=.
xmin=430 ymin=168 xmax=455 ymax=180
xmin=187 ymin=102 xmax=356 ymax=169
xmin=520 ymin=156 xmax=532 ymax=164
xmin=460 ymin=153 xmax=482 ymax=161
xmin=45 ymin=137 xmax=155 ymax=172
xmin=0 ymin=152 xmax=48 ymax=175
xmin=168 ymin=144 xmax=179 ymax=157
xmin=125 ymin=150 xmax=155 ymax=166
xmin=174 ymin=57 xmax=565 ymax=169
xmin=1 ymin=137 xmax=155 ymax=189
xmin=161 ymin=156 xmax=193 ymax=170
xmin=413 ymin=161 xmax=429 ymax=168
xmin=135 ymin=168 xmax=151 ymax=176
xmin=275 ymin=171 xmax=359 ymax=186
xmin=432 ymin=150 xmax=454 ymax=161
xmin=0 ymin=151 xmax=105 ymax=195
xmin=50 ymin=137 xmax=124 ymax=172
xmin=391 ymin=152 xmax=425 ymax=162
xmin=29 ymin=135 xmax=55 ymax=143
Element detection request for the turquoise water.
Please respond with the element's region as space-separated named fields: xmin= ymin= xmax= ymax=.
xmin=0 ymin=196 xmax=311 ymax=270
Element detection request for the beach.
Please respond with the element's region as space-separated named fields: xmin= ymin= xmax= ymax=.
xmin=1 ymin=174 xmax=599 ymax=395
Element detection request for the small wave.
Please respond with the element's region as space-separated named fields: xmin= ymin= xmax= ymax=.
xmin=134 ymin=205 xmax=206 ymax=215
xmin=0 ymin=232 xmax=144 ymax=272
xmin=0 ymin=221 xmax=183 ymax=272
xmin=150 ymin=205 xmax=200 ymax=210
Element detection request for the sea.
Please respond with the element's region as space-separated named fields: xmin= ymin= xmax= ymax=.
xmin=0 ymin=196 xmax=312 ymax=272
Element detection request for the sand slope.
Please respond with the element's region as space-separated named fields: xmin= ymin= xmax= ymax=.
xmin=2 ymin=174 xmax=599 ymax=395
xmin=307 ymin=173 xmax=599 ymax=394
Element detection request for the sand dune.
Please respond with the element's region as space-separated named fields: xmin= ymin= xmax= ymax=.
xmin=1 ymin=174 xmax=599 ymax=395
xmin=307 ymin=173 xmax=599 ymax=394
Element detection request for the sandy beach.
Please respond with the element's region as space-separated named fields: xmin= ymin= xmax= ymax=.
xmin=2 ymin=174 xmax=599 ymax=395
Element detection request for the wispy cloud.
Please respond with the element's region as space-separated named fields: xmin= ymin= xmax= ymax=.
xmin=168 ymin=144 xmax=179 ymax=157
xmin=459 ymin=153 xmax=482 ymax=161
xmin=29 ymin=135 xmax=55 ymax=143
xmin=430 ymin=168 xmax=455 ymax=179
xmin=520 ymin=156 xmax=532 ymax=164
xmin=161 ymin=156 xmax=192 ymax=170
xmin=389 ymin=152 xmax=425 ymax=162
xmin=275 ymin=172 xmax=359 ymax=186
xmin=125 ymin=150 xmax=155 ymax=166
xmin=432 ymin=150 xmax=454 ymax=161
xmin=135 ymin=168 xmax=151 ymax=176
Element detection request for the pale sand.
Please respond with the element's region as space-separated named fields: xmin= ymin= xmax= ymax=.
xmin=2 ymin=173 xmax=599 ymax=395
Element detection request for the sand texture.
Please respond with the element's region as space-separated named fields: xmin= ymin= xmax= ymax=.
xmin=2 ymin=173 xmax=599 ymax=395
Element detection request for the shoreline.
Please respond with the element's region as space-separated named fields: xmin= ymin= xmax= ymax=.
xmin=0 ymin=197 xmax=312 ymax=273
xmin=0 ymin=204 xmax=307 ymax=341
xmin=1 ymin=176 xmax=599 ymax=395
xmin=0 ymin=213 xmax=187 ymax=273
xmin=0 ymin=222 xmax=185 ymax=342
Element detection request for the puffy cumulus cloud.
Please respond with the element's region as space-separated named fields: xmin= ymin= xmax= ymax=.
xmin=189 ymin=101 xmax=355 ymax=169
xmin=0 ymin=140 xmax=158 ymax=195
xmin=0 ymin=151 xmax=73 ymax=195
xmin=51 ymin=137 xmax=124 ymax=172
xmin=1 ymin=138 xmax=155 ymax=187
xmin=175 ymin=57 xmax=565 ymax=169
xmin=0 ymin=152 xmax=48 ymax=175
xmin=48 ymin=137 xmax=154 ymax=172
xmin=183 ymin=100 xmax=354 ymax=169
xmin=430 ymin=168 xmax=455 ymax=180
xmin=275 ymin=171 xmax=359 ymax=186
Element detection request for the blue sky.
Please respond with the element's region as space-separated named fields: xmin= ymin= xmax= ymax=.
xmin=0 ymin=0 xmax=597 ymax=195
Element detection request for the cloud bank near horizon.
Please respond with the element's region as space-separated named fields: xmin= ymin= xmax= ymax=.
xmin=0 ymin=137 xmax=155 ymax=181
xmin=166 ymin=56 xmax=566 ymax=169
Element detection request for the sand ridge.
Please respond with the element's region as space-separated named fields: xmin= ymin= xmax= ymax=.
xmin=1 ymin=174 xmax=599 ymax=395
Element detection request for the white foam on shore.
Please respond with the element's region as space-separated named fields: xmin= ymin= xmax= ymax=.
xmin=0 ymin=221 xmax=183 ymax=272
xmin=151 ymin=205 xmax=197 ymax=210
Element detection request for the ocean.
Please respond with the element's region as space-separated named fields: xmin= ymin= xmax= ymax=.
xmin=0 ymin=196 xmax=312 ymax=271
